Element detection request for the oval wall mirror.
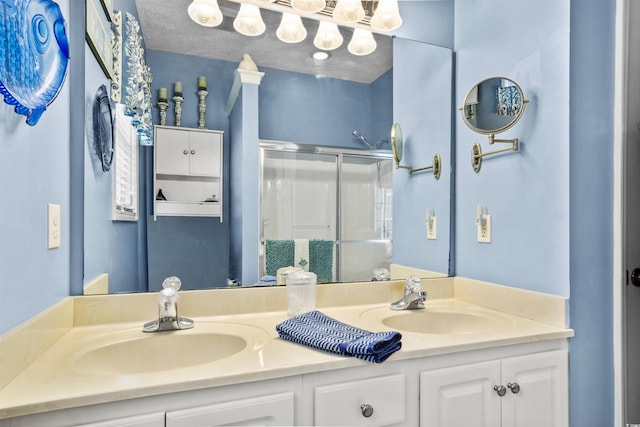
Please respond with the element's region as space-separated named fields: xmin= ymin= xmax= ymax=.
xmin=460 ymin=77 xmax=527 ymax=135
xmin=391 ymin=122 xmax=403 ymax=167
xmin=460 ymin=77 xmax=528 ymax=172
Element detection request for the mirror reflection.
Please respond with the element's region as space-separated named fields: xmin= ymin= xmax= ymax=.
xmin=460 ymin=77 xmax=526 ymax=135
xmin=260 ymin=142 xmax=393 ymax=284
xmin=83 ymin=1 xmax=453 ymax=295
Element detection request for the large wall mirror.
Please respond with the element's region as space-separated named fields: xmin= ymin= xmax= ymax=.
xmin=82 ymin=0 xmax=453 ymax=295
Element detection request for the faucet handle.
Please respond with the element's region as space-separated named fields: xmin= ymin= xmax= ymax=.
xmin=162 ymin=276 xmax=182 ymax=291
xmin=405 ymin=276 xmax=422 ymax=293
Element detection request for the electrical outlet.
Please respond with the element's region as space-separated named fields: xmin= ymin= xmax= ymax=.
xmin=427 ymin=217 xmax=437 ymax=240
xmin=477 ymin=215 xmax=491 ymax=243
xmin=48 ymin=204 xmax=61 ymax=249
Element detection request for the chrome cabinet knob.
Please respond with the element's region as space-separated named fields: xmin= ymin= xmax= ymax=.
xmin=361 ymin=403 xmax=374 ymax=418
xmin=191 ymin=150 xmax=196 ymax=155
xmin=183 ymin=150 xmax=188 ymax=155
xmin=493 ymin=385 xmax=507 ymax=397
xmin=507 ymin=382 xmax=521 ymax=394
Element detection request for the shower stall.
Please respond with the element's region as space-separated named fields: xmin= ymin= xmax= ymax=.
xmin=260 ymin=141 xmax=393 ymax=282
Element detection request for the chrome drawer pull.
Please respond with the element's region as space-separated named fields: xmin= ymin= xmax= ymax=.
xmin=360 ymin=403 xmax=374 ymax=418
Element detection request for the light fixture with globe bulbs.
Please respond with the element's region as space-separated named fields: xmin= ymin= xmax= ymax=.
xmin=187 ymin=0 xmax=402 ymax=56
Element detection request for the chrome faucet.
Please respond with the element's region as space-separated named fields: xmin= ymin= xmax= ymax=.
xmin=391 ymin=276 xmax=427 ymax=310
xmin=143 ymin=276 xmax=194 ymax=332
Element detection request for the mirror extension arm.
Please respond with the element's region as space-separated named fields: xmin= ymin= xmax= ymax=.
xmin=471 ymin=134 xmax=519 ymax=173
xmin=396 ymin=153 xmax=442 ymax=179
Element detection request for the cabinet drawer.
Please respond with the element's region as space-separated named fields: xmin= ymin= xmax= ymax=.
xmin=155 ymin=201 xmax=221 ymax=217
xmin=73 ymin=412 xmax=165 ymax=427
xmin=165 ymin=392 xmax=294 ymax=426
xmin=315 ymin=373 xmax=406 ymax=426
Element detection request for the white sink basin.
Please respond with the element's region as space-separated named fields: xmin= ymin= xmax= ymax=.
xmin=361 ymin=301 xmax=513 ymax=335
xmin=70 ymin=322 xmax=268 ymax=375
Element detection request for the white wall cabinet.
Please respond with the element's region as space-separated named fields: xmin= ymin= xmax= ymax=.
xmin=154 ymin=126 xmax=223 ymax=219
xmin=420 ymin=350 xmax=568 ymax=427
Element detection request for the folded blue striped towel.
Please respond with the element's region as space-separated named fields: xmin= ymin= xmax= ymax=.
xmin=275 ymin=310 xmax=402 ymax=363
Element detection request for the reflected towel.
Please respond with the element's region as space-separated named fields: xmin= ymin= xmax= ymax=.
xmin=276 ymin=310 xmax=402 ymax=363
xmin=309 ymin=240 xmax=334 ymax=283
xmin=294 ymin=239 xmax=309 ymax=271
xmin=265 ymin=240 xmax=295 ymax=276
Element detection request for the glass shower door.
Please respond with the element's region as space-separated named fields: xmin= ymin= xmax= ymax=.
xmin=261 ymin=150 xmax=338 ymax=281
xmin=339 ymin=156 xmax=393 ymax=282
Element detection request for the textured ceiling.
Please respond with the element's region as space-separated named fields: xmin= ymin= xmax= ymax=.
xmin=134 ymin=0 xmax=393 ymax=84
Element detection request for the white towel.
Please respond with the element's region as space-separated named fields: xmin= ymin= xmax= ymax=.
xmin=294 ymin=239 xmax=309 ymax=272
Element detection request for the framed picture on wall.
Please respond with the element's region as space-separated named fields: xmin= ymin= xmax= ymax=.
xmin=86 ymin=0 xmax=114 ymax=80
xmin=100 ymin=0 xmax=115 ymax=22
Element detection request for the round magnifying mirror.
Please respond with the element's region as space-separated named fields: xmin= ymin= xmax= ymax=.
xmin=391 ymin=122 xmax=403 ymax=167
xmin=460 ymin=77 xmax=527 ymax=135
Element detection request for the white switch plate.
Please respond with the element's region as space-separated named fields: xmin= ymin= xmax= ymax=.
xmin=477 ymin=215 xmax=491 ymax=243
xmin=427 ymin=217 xmax=437 ymax=240
xmin=48 ymin=204 xmax=61 ymax=249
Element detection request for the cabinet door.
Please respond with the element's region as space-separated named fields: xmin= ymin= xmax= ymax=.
xmin=73 ymin=412 xmax=165 ymax=427
xmin=420 ymin=360 xmax=501 ymax=427
xmin=188 ymin=131 xmax=221 ymax=176
xmin=501 ymin=350 xmax=568 ymax=427
xmin=156 ymin=127 xmax=190 ymax=175
xmin=165 ymin=392 xmax=294 ymax=426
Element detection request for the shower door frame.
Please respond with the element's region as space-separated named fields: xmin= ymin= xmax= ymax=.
xmin=259 ymin=140 xmax=394 ymax=282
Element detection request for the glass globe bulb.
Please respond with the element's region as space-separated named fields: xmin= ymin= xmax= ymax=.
xmin=370 ymin=0 xmax=402 ymax=31
xmin=277 ymin=13 xmax=307 ymax=43
xmin=332 ymin=0 xmax=365 ymax=23
xmin=347 ymin=29 xmax=377 ymax=56
xmin=313 ymin=21 xmax=344 ymax=51
xmin=291 ymin=0 xmax=326 ymax=13
xmin=233 ymin=4 xmax=266 ymax=36
xmin=187 ymin=0 xmax=223 ymax=27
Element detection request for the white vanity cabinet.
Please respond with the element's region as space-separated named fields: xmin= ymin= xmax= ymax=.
xmin=153 ymin=126 xmax=223 ymax=219
xmin=420 ymin=350 xmax=568 ymax=427
xmin=0 ymin=344 xmax=568 ymax=427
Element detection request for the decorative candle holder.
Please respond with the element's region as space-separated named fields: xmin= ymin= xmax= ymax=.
xmin=172 ymin=95 xmax=184 ymax=127
xmin=157 ymin=100 xmax=168 ymax=125
xmin=198 ymin=89 xmax=208 ymax=129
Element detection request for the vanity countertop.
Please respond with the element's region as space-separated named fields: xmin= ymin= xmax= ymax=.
xmin=0 ymin=277 xmax=574 ymax=420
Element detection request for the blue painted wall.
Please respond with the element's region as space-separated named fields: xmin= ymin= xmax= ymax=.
xmin=569 ymin=1 xmax=615 ymax=425
xmin=0 ymin=0 xmax=72 ymax=332
xmin=393 ymin=39 xmax=453 ymax=275
xmin=83 ymin=1 xmax=147 ymax=294
xmin=259 ymin=68 xmax=391 ymax=148
xmin=454 ymin=0 xmax=571 ymax=296
xmin=453 ymin=0 xmax=614 ymax=425
xmin=144 ymin=50 xmax=236 ymax=290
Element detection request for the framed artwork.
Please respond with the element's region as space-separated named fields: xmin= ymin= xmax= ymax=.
xmin=100 ymin=0 xmax=115 ymax=22
xmin=86 ymin=0 xmax=114 ymax=80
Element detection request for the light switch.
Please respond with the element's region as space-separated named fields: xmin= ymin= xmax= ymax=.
xmin=48 ymin=204 xmax=61 ymax=249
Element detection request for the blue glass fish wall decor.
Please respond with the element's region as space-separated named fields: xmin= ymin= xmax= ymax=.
xmin=0 ymin=0 xmax=69 ymax=126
